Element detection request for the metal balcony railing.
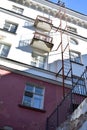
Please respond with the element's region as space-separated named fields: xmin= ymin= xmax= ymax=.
xmin=34 ymin=32 xmax=53 ymax=43
xmin=35 ymin=15 xmax=52 ymax=24
xmin=46 ymin=67 xmax=87 ymax=130
xmin=34 ymin=15 xmax=52 ymax=32
xmin=30 ymin=32 xmax=53 ymax=52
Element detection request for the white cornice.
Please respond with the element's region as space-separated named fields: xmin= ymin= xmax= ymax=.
xmin=8 ymin=0 xmax=87 ymax=28
xmin=27 ymin=0 xmax=87 ymax=28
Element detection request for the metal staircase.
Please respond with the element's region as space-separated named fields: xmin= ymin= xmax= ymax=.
xmin=46 ymin=1 xmax=87 ymax=130
xmin=46 ymin=67 xmax=87 ymax=130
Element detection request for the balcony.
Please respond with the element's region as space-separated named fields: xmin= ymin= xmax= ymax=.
xmin=30 ymin=32 xmax=53 ymax=53
xmin=34 ymin=15 xmax=52 ymax=32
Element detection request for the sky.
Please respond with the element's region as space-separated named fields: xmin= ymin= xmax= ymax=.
xmin=49 ymin=0 xmax=87 ymax=15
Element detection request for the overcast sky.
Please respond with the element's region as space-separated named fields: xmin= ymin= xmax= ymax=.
xmin=49 ymin=0 xmax=87 ymax=15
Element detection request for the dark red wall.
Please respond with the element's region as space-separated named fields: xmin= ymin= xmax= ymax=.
xmin=0 ymin=69 xmax=63 ymax=130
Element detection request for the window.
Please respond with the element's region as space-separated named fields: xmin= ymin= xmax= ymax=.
xmin=31 ymin=52 xmax=46 ymax=69
xmin=70 ymin=50 xmax=82 ymax=64
xmin=12 ymin=5 xmax=24 ymax=14
xmin=0 ymin=43 xmax=10 ymax=57
xmin=67 ymin=26 xmax=77 ymax=33
xmin=3 ymin=126 xmax=13 ymax=130
xmin=3 ymin=21 xmax=18 ymax=33
xmin=22 ymin=84 xmax=44 ymax=109
xmin=72 ymin=76 xmax=86 ymax=95
xmin=70 ymin=38 xmax=78 ymax=45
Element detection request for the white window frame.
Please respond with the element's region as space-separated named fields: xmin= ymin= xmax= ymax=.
xmin=3 ymin=21 xmax=18 ymax=33
xmin=31 ymin=52 xmax=46 ymax=69
xmin=70 ymin=38 xmax=78 ymax=45
xmin=67 ymin=26 xmax=77 ymax=33
xmin=70 ymin=50 xmax=82 ymax=64
xmin=22 ymin=84 xmax=45 ymax=110
xmin=0 ymin=43 xmax=10 ymax=57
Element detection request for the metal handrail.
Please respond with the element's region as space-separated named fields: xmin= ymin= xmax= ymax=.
xmin=46 ymin=68 xmax=87 ymax=130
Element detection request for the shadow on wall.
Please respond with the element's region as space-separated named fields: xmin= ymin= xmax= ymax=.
xmin=16 ymin=40 xmax=33 ymax=52
xmin=23 ymin=22 xmax=35 ymax=31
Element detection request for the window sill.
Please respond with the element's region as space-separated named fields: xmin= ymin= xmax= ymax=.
xmin=18 ymin=104 xmax=46 ymax=113
xmin=0 ymin=28 xmax=17 ymax=35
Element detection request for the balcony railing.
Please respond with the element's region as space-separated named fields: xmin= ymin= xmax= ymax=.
xmin=30 ymin=32 xmax=53 ymax=52
xmin=46 ymin=68 xmax=87 ymax=130
xmin=34 ymin=15 xmax=52 ymax=32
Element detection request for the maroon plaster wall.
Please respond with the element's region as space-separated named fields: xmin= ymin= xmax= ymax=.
xmin=0 ymin=69 xmax=64 ymax=130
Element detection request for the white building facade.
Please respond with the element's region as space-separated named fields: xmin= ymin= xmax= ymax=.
xmin=0 ymin=0 xmax=87 ymax=84
xmin=0 ymin=0 xmax=87 ymax=130
xmin=0 ymin=0 xmax=87 ymax=95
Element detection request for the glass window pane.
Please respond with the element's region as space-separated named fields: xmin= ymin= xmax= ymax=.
xmin=70 ymin=51 xmax=81 ymax=63
xmin=35 ymin=87 xmax=43 ymax=95
xmin=25 ymin=84 xmax=34 ymax=92
xmin=23 ymin=96 xmax=32 ymax=106
xmin=1 ymin=45 xmax=10 ymax=57
xmin=10 ymin=25 xmax=17 ymax=33
xmin=4 ymin=22 xmax=10 ymax=31
xmin=25 ymin=91 xmax=33 ymax=98
xmin=39 ymin=62 xmax=44 ymax=68
xmin=0 ymin=44 xmax=10 ymax=57
xmin=31 ymin=53 xmax=45 ymax=68
xmin=23 ymin=84 xmax=44 ymax=109
xmin=33 ymin=95 xmax=43 ymax=109
xmin=70 ymin=38 xmax=78 ymax=45
xmin=75 ymin=57 xmax=80 ymax=63
xmin=3 ymin=21 xmax=18 ymax=33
